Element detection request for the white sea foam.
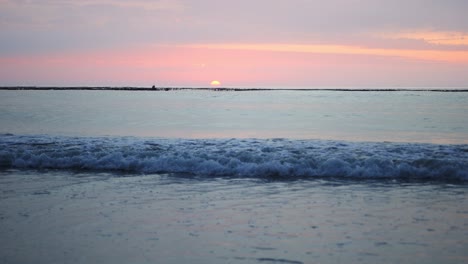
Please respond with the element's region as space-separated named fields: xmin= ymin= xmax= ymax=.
xmin=0 ymin=134 xmax=467 ymax=180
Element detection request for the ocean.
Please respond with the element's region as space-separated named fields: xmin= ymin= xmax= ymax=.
xmin=0 ymin=89 xmax=467 ymax=263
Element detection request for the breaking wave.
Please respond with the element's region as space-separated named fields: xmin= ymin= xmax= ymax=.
xmin=0 ymin=134 xmax=467 ymax=180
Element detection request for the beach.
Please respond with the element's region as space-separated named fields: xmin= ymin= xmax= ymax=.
xmin=1 ymin=170 xmax=467 ymax=264
xmin=3 ymin=1 xmax=468 ymax=263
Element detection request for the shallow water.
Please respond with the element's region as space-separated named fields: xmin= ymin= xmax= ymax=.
xmin=1 ymin=90 xmax=467 ymax=143
xmin=0 ymin=170 xmax=467 ymax=264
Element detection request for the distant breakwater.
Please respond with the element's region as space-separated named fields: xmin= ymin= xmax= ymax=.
xmin=1 ymin=87 xmax=467 ymax=92
xmin=0 ymin=86 xmax=252 ymax=91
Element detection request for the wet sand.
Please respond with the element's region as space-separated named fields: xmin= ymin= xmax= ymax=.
xmin=1 ymin=170 xmax=467 ymax=264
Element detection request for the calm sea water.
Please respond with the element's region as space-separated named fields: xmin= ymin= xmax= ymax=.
xmin=0 ymin=89 xmax=467 ymax=143
xmin=0 ymin=89 xmax=467 ymax=263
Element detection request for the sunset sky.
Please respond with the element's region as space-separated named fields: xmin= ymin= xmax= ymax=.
xmin=1 ymin=0 xmax=468 ymax=88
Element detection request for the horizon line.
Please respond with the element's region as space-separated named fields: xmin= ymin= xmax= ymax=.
xmin=1 ymin=86 xmax=468 ymax=92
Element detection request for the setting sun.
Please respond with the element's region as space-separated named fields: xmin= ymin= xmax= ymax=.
xmin=210 ymin=80 xmax=221 ymax=87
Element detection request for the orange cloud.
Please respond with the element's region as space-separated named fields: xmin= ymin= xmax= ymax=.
xmin=183 ymin=43 xmax=468 ymax=63
xmin=378 ymin=31 xmax=468 ymax=46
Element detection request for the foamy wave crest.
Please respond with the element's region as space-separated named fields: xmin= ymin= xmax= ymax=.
xmin=1 ymin=134 xmax=467 ymax=180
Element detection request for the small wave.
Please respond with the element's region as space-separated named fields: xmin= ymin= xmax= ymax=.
xmin=0 ymin=134 xmax=467 ymax=181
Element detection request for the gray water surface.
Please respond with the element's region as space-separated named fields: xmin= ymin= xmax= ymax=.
xmin=1 ymin=90 xmax=467 ymax=143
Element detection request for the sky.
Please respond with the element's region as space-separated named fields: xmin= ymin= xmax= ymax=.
xmin=1 ymin=0 xmax=468 ymax=88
